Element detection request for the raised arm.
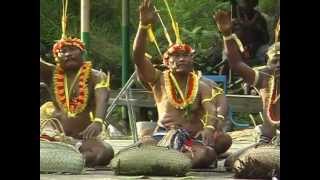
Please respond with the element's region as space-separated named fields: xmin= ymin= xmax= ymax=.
xmin=213 ymin=10 xmax=256 ymax=85
xmin=132 ymin=0 xmax=158 ymax=83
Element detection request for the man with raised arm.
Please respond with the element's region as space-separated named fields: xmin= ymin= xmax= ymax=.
xmin=133 ymin=0 xmax=232 ymax=168
xmin=214 ymin=10 xmax=280 ymax=143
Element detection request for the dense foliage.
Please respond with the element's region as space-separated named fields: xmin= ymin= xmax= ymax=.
xmin=40 ymin=0 xmax=279 ymax=88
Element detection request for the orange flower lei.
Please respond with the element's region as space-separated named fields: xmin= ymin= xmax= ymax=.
xmin=164 ymin=70 xmax=199 ymax=110
xmin=53 ymin=62 xmax=91 ymax=117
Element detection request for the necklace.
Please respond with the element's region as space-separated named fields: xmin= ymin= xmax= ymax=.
xmin=53 ymin=62 xmax=91 ymax=117
xmin=164 ymin=70 xmax=199 ymax=110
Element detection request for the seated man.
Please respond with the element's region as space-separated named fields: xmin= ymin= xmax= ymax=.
xmin=214 ymin=10 xmax=280 ymax=143
xmin=133 ymin=0 xmax=232 ymax=168
xmin=40 ymin=37 xmax=114 ymax=167
xmin=219 ymin=0 xmax=270 ymax=94
xmin=221 ymin=0 xmax=269 ymax=66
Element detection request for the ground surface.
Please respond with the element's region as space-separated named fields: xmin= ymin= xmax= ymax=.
xmin=41 ymin=129 xmax=262 ymax=180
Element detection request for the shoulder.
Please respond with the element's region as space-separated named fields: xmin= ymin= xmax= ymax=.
xmin=199 ymin=77 xmax=215 ymax=97
xmin=199 ymin=77 xmax=224 ymax=101
xmin=91 ymin=69 xmax=105 ymax=78
xmin=90 ymin=66 xmax=108 ymax=85
xmin=200 ymin=77 xmax=218 ymax=88
xmin=255 ymin=10 xmax=268 ymax=22
xmin=199 ymin=77 xmax=223 ymax=93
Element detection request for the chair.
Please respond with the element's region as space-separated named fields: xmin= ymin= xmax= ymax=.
xmin=204 ymin=75 xmax=227 ymax=92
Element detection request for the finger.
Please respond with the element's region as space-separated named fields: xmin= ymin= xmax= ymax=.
xmin=208 ymin=136 xmax=214 ymax=146
xmin=215 ymin=10 xmax=222 ymax=19
xmin=212 ymin=13 xmax=216 ymax=20
xmin=82 ymin=132 xmax=87 ymax=140
xmin=88 ymin=129 xmax=97 ymax=139
xmin=143 ymin=0 xmax=148 ymax=7
xmin=83 ymin=128 xmax=91 ymax=140
xmin=227 ymin=11 xmax=231 ymax=20
xmin=147 ymin=0 xmax=151 ymax=8
xmin=154 ymin=6 xmax=160 ymax=13
xmin=213 ymin=12 xmax=219 ymax=21
xmin=194 ymin=131 xmax=201 ymax=139
xmin=217 ymin=11 xmax=223 ymax=20
xmin=205 ymin=137 xmax=209 ymax=146
xmin=203 ymin=135 xmax=208 ymax=145
xmin=87 ymin=127 xmax=95 ymax=139
xmin=213 ymin=11 xmax=218 ymax=20
xmin=79 ymin=130 xmax=85 ymax=138
xmin=225 ymin=11 xmax=231 ymax=19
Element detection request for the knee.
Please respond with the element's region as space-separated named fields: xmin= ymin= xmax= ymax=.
xmin=258 ymin=123 xmax=277 ymax=139
xmin=191 ymin=146 xmax=217 ymax=168
xmin=215 ymin=133 xmax=232 ymax=154
xmin=80 ymin=140 xmax=114 ymax=167
xmin=94 ymin=142 xmax=114 ymax=166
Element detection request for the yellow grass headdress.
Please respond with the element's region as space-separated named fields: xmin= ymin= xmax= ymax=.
xmin=146 ymin=0 xmax=195 ymax=65
xmin=52 ymin=0 xmax=85 ymax=58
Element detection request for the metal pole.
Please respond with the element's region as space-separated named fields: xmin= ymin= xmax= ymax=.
xmin=121 ymin=0 xmax=130 ymax=121
xmin=105 ymin=72 xmax=136 ymax=123
xmin=81 ymin=0 xmax=90 ymax=60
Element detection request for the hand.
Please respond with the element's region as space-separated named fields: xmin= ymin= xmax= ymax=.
xmin=196 ymin=128 xmax=215 ymax=147
xmin=213 ymin=10 xmax=232 ymax=36
xmin=79 ymin=122 xmax=102 ymax=140
xmin=139 ymin=0 xmax=157 ymax=25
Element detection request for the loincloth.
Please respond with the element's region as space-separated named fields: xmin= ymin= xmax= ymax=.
xmin=153 ymin=126 xmax=206 ymax=152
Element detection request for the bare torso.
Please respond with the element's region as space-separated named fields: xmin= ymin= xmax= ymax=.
xmin=41 ymin=62 xmax=103 ymax=139
xmin=150 ymin=71 xmax=214 ymax=137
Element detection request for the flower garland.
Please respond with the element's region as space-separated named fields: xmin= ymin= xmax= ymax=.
xmin=164 ymin=70 xmax=199 ymax=111
xmin=53 ymin=62 xmax=91 ymax=117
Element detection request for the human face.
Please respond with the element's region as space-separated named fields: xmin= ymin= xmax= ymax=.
xmin=57 ymin=45 xmax=83 ymax=70
xmin=168 ymin=52 xmax=193 ymax=74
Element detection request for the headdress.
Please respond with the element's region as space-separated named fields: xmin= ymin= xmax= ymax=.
xmin=144 ymin=1 xmax=200 ymax=118
xmin=52 ymin=0 xmax=85 ymax=59
xmin=51 ymin=0 xmax=91 ymax=118
xmin=145 ymin=0 xmax=195 ymax=65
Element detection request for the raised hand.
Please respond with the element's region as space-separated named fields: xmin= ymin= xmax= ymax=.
xmin=213 ymin=10 xmax=232 ymax=36
xmin=139 ymin=0 xmax=157 ymax=25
